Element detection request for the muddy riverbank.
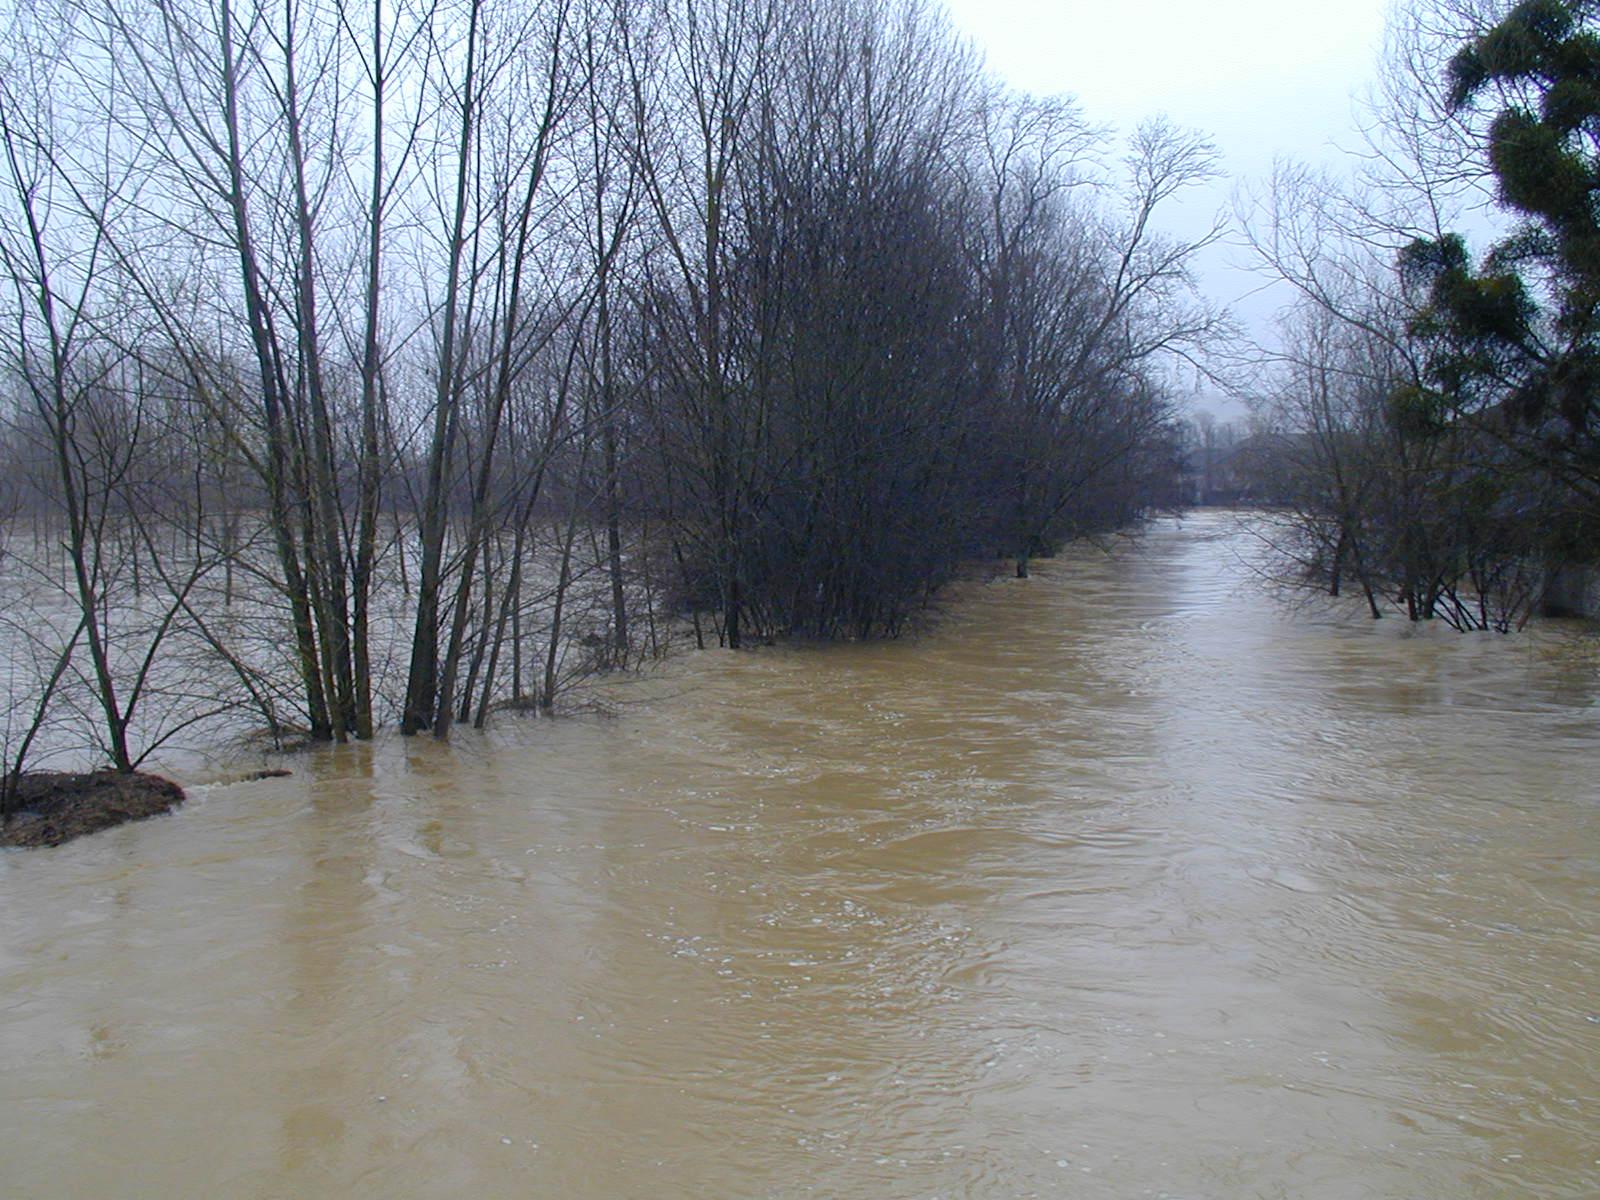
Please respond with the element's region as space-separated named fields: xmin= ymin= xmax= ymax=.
xmin=1 ymin=772 xmax=185 ymax=848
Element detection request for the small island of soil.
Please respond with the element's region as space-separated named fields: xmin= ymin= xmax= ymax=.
xmin=1 ymin=772 xmax=185 ymax=849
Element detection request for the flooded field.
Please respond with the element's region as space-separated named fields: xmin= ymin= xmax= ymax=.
xmin=2 ymin=512 xmax=1597 ymax=1198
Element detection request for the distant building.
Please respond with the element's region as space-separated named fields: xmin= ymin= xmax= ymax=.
xmin=1177 ymin=418 xmax=1282 ymax=507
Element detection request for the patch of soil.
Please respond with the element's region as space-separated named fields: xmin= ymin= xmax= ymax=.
xmin=2 ymin=771 xmax=186 ymax=849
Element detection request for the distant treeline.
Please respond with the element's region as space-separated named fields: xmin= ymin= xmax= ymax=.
xmin=0 ymin=0 xmax=1214 ymax=786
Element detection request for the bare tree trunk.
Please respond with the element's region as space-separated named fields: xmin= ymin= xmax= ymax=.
xmin=458 ymin=533 xmax=494 ymax=724
xmin=599 ymin=291 xmax=628 ymax=660
xmin=216 ymin=0 xmax=331 ymax=740
xmin=282 ymin=1 xmax=355 ymax=739
xmin=475 ymin=518 xmax=527 ymax=727
xmin=543 ymin=510 xmax=582 ymax=711
xmin=350 ymin=0 xmax=389 ymax=741
xmin=402 ymin=0 xmax=482 ymax=735
xmin=1 ymin=103 xmax=131 ymax=770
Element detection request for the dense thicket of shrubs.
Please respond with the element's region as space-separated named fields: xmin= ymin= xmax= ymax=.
xmin=0 ymin=0 xmax=1211 ymax=785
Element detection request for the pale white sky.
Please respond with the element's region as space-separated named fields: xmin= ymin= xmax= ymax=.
xmin=941 ymin=0 xmax=1397 ymax=412
xmin=942 ymin=0 xmax=1391 ymax=163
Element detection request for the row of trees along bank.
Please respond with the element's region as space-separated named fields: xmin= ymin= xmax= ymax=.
xmin=1242 ymin=0 xmax=1600 ymax=631
xmin=0 ymin=0 xmax=1216 ymax=802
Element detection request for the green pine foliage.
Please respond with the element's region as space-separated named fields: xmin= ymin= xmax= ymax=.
xmin=1413 ymin=0 xmax=1600 ymax=436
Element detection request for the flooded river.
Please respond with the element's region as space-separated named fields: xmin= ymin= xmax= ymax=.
xmin=2 ymin=513 xmax=1598 ymax=1198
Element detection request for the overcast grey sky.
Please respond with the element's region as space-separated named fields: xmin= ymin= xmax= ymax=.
xmin=942 ymin=0 xmax=1397 ymax=412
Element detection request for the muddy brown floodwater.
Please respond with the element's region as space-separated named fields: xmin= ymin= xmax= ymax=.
xmin=2 ymin=513 xmax=1598 ymax=1199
